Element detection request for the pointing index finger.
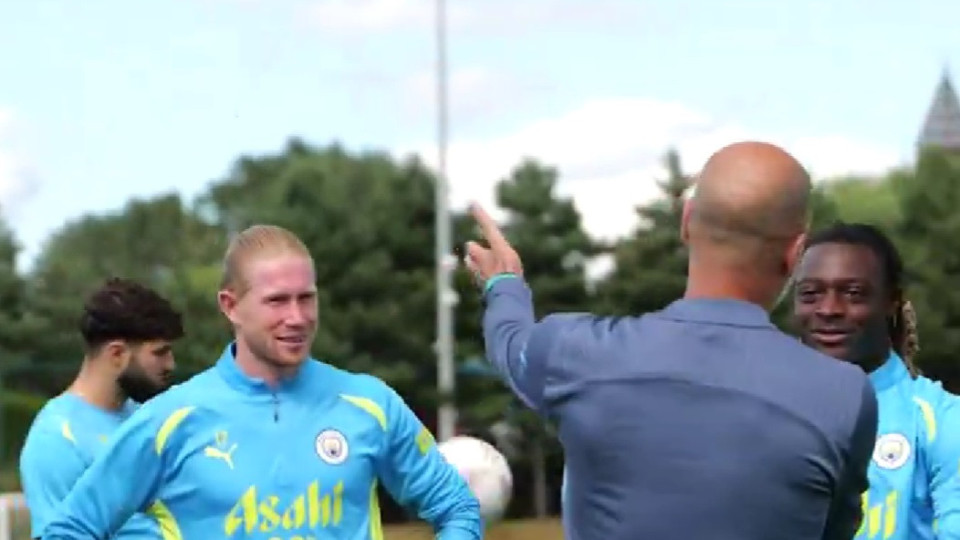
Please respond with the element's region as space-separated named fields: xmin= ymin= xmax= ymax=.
xmin=470 ymin=203 xmax=509 ymax=250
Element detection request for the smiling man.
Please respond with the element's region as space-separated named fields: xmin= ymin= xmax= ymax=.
xmin=794 ymin=222 xmax=960 ymax=540
xmin=41 ymin=224 xmax=481 ymax=540
xmin=20 ymin=278 xmax=183 ymax=540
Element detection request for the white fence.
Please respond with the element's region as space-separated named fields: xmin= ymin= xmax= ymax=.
xmin=0 ymin=493 xmax=25 ymax=540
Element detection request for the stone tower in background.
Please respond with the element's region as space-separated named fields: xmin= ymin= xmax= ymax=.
xmin=918 ymin=70 xmax=960 ymax=153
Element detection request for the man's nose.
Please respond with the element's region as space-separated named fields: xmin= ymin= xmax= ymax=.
xmin=283 ymin=301 xmax=311 ymax=326
xmin=815 ymin=291 xmax=845 ymax=318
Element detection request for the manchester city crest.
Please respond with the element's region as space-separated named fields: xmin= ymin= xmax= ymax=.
xmin=315 ymin=429 xmax=349 ymax=465
xmin=873 ymin=433 xmax=911 ymax=470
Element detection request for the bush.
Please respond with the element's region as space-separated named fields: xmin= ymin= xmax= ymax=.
xmin=1 ymin=390 xmax=45 ymax=481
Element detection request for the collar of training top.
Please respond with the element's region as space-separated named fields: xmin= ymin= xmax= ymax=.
xmin=215 ymin=342 xmax=312 ymax=395
xmin=658 ymin=298 xmax=774 ymax=328
xmin=869 ymin=351 xmax=910 ymax=391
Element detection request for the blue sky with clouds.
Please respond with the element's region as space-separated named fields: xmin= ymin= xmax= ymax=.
xmin=0 ymin=0 xmax=957 ymax=269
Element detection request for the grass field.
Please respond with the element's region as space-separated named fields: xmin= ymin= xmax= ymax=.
xmin=5 ymin=505 xmax=562 ymax=540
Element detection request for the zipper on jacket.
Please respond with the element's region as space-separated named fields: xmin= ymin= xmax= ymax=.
xmin=272 ymin=392 xmax=280 ymax=422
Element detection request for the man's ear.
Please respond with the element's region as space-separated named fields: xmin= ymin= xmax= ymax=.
xmin=784 ymin=233 xmax=807 ymax=277
xmin=218 ymin=289 xmax=241 ymax=326
xmin=680 ymin=198 xmax=693 ymax=245
xmin=102 ymin=340 xmax=131 ymax=372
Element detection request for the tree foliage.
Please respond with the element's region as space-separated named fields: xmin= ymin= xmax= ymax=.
xmin=895 ymin=150 xmax=960 ymax=389
xmin=6 ymin=138 xmax=960 ymax=516
xmin=491 ymin=159 xmax=595 ymax=515
xmin=594 ymin=149 xmax=691 ymax=315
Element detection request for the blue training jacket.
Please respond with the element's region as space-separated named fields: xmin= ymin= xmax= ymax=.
xmin=20 ymin=394 xmax=151 ymax=539
xmin=861 ymin=352 xmax=960 ymax=540
xmin=42 ymin=344 xmax=482 ymax=540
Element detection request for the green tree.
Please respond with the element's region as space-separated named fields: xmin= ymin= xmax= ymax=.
xmin=820 ymin=172 xmax=905 ymax=227
xmin=0 ymin=219 xmax=43 ymax=360
xmin=0 ymin=216 xmax=49 ymax=463
xmin=23 ymin=194 xmax=226 ymax=391
xmin=895 ymin=148 xmax=960 ymax=389
xmin=450 ymin=212 xmax=503 ymax=425
xmin=808 ymin=184 xmax=842 ymax=231
xmin=497 ymin=160 xmax=599 ymax=314
xmin=482 ymin=159 xmax=598 ymax=516
xmin=594 ymin=149 xmax=691 ymax=315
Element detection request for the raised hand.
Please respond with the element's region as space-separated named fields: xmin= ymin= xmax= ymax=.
xmin=464 ymin=203 xmax=523 ymax=289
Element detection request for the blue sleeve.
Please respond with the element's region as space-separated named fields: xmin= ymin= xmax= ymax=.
xmin=481 ymin=275 xmax=590 ymax=413
xmin=375 ymin=386 xmax=482 ymax=540
xmin=19 ymin=424 xmax=88 ymax=538
xmin=41 ymin=405 xmax=176 ymax=539
xmin=824 ymin=379 xmax=878 ymax=540
xmin=920 ymin=385 xmax=960 ymax=538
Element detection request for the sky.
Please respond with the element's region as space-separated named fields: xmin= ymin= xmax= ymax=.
xmin=0 ymin=0 xmax=957 ymax=271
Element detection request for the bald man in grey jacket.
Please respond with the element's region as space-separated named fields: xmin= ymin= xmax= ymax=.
xmin=466 ymin=141 xmax=877 ymax=540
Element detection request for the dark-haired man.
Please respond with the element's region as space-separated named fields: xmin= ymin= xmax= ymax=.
xmin=794 ymin=222 xmax=960 ymax=540
xmin=19 ymin=277 xmax=184 ymax=540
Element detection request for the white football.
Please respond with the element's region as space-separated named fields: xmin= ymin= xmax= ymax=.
xmin=437 ymin=435 xmax=513 ymax=522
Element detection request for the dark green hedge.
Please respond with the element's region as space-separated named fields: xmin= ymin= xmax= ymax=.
xmin=0 ymin=390 xmax=45 ymax=489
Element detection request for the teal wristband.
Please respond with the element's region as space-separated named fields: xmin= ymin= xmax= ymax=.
xmin=483 ymin=273 xmax=518 ymax=294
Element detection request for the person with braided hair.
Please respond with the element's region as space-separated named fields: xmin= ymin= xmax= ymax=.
xmin=793 ymin=222 xmax=960 ymax=540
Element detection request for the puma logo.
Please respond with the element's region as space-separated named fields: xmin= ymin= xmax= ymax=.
xmin=205 ymin=431 xmax=237 ymax=469
xmin=204 ymin=443 xmax=237 ymax=469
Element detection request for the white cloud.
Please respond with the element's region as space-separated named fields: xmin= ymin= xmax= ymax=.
xmin=395 ymin=97 xmax=903 ymax=243
xmin=0 ymin=108 xmax=39 ymax=213
xmin=304 ymin=0 xmax=641 ymax=36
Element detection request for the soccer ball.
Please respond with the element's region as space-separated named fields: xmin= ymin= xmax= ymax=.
xmin=437 ymin=435 xmax=513 ymax=522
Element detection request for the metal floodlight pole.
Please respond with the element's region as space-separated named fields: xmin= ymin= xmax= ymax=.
xmin=435 ymin=0 xmax=457 ymax=442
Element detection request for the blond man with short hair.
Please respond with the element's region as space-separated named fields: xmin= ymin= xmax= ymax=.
xmin=42 ymin=225 xmax=482 ymax=540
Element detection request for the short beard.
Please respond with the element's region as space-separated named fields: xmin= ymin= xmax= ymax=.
xmin=117 ymin=368 xmax=166 ymax=403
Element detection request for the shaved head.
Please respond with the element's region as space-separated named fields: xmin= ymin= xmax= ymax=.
xmin=682 ymin=141 xmax=812 ymax=308
xmin=687 ymin=141 xmax=810 ymax=250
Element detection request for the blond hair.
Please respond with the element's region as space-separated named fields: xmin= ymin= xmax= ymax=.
xmin=220 ymin=224 xmax=311 ymax=295
xmin=895 ymin=299 xmax=921 ymax=377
